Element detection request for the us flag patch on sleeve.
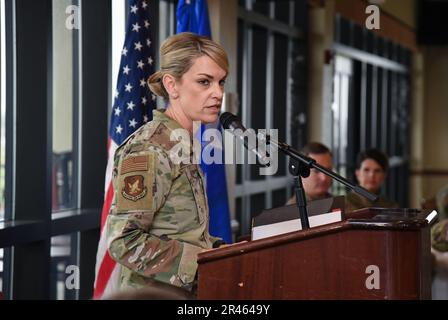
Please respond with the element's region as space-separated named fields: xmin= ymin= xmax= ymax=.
xmin=121 ymin=155 xmax=149 ymax=174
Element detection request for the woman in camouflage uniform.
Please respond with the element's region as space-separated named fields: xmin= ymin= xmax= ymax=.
xmin=345 ymin=148 xmax=399 ymax=212
xmin=106 ymin=32 xmax=228 ymax=294
xmin=431 ymin=186 xmax=448 ymax=271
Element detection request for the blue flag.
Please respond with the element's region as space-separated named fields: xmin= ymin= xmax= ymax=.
xmin=176 ymin=0 xmax=232 ymax=243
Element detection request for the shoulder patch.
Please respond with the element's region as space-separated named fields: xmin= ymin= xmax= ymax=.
xmin=117 ymin=153 xmax=155 ymax=212
xmin=122 ymin=175 xmax=147 ymax=201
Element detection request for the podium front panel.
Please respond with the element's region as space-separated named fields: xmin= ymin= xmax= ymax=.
xmin=197 ymin=208 xmax=433 ymax=299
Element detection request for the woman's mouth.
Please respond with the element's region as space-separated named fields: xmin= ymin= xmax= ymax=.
xmin=206 ymin=105 xmax=221 ymax=112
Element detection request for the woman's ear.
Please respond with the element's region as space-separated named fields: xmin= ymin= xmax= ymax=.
xmin=162 ymin=74 xmax=179 ymax=99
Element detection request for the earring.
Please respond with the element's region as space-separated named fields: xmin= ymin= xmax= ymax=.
xmin=172 ymin=94 xmax=178 ymax=99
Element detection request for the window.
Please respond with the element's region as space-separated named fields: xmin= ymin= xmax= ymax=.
xmin=0 ymin=0 xmax=110 ymax=299
xmin=52 ymin=0 xmax=77 ymax=211
xmin=332 ymin=16 xmax=412 ymax=206
xmin=111 ymin=0 xmax=126 ymax=116
xmin=331 ymin=55 xmax=352 ymax=196
xmin=0 ymin=0 xmax=6 ymax=221
xmin=0 ymin=0 xmax=7 ymax=298
xmin=236 ymin=0 xmax=308 ymax=236
xmin=50 ymin=232 xmax=79 ymax=300
xmin=48 ymin=0 xmax=80 ymax=299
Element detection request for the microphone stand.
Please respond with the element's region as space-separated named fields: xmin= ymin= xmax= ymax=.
xmin=262 ymin=134 xmax=379 ymax=230
xmin=289 ymin=158 xmax=311 ymax=229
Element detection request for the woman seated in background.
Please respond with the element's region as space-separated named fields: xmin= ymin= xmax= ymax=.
xmin=346 ymin=148 xmax=399 ymax=212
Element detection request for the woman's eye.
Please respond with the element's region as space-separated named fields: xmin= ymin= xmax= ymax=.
xmin=219 ymin=80 xmax=226 ymax=86
xmin=198 ymin=79 xmax=210 ymax=85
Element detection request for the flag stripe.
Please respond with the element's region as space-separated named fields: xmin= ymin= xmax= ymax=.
xmin=101 ymin=183 xmax=115 ymax=231
xmin=104 ymin=140 xmax=117 ymax=193
xmin=93 ymin=252 xmax=118 ymax=299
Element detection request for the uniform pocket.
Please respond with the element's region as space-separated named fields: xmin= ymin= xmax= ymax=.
xmin=183 ymin=165 xmax=207 ymax=225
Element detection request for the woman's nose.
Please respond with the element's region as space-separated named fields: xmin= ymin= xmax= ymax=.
xmin=212 ymin=82 xmax=224 ymax=99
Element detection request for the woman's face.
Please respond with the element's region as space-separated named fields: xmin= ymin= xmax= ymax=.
xmin=355 ymin=158 xmax=386 ymax=193
xmin=175 ymin=55 xmax=227 ymax=124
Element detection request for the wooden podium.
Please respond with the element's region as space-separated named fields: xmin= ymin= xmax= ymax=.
xmin=197 ymin=208 xmax=435 ymax=299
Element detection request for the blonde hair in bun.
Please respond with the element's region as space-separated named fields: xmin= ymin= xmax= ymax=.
xmin=147 ymin=32 xmax=229 ymax=100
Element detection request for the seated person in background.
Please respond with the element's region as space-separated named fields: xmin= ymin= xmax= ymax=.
xmin=432 ymin=219 xmax=448 ymax=253
xmin=286 ymin=142 xmax=333 ymax=205
xmin=436 ymin=184 xmax=448 ymax=221
xmin=345 ymin=148 xmax=399 ymax=212
xmin=431 ymin=185 xmax=448 ymax=255
xmin=430 ymin=186 xmax=448 ymax=300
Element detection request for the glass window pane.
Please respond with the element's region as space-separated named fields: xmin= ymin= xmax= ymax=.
xmin=0 ymin=0 xmax=6 ymax=220
xmin=50 ymin=232 xmax=79 ymax=300
xmin=353 ymin=23 xmax=363 ymax=50
xmin=339 ymin=17 xmax=351 ymax=46
xmin=377 ymin=36 xmax=385 ymax=57
xmin=111 ymin=0 xmax=126 ymax=113
xmin=250 ymin=192 xmax=265 ymax=220
xmin=366 ymin=30 xmax=374 ymax=54
xmin=252 ymin=0 xmax=269 ymax=16
xmin=250 ymin=25 xmax=267 ymax=181
xmin=0 ymin=248 xmax=3 ymax=296
xmin=290 ymin=40 xmax=307 ymax=149
xmin=0 ymin=247 xmax=11 ymax=299
xmin=273 ymin=32 xmax=288 ymax=177
xmin=376 ymin=68 xmax=383 ymax=147
xmin=272 ymin=188 xmax=287 ymax=208
xmin=294 ymin=0 xmax=307 ymax=29
xmin=52 ymin=0 xmax=76 ymax=211
xmin=236 ymin=19 xmax=244 ymax=185
xmin=235 ymin=197 xmax=242 ymax=237
xmin=274 ymin=0 xmax=290 ymax=24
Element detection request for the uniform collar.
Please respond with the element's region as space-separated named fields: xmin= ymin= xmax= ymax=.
xmin=152 ymin=109 xmax=200 ymax=164
xmin=152 ymin=109 xmax=184 ymax=132
xmin=351 ymin=191 xmax=376 ymax=204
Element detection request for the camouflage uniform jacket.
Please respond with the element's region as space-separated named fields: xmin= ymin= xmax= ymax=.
xmin=345 ymin=191 xmax=399 ymax=212
xmin=106 ymin=109 xmax=222 ymax=292
xmin=432 ymin=219 xmax=448 ymax=252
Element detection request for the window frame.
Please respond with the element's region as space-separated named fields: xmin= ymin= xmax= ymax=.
xmin=0 ymin=0 xmax=114 ymax=299
xmin=332 ymin=15 xmax=411 ymax=207
xmin=236 ymin=0 xmax=307 ymax=235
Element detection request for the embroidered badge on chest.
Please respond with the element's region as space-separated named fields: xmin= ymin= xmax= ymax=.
xmin=122 ymin=175 xmax=147 ymax=201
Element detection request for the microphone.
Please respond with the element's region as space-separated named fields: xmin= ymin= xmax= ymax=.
xmin=219 ymin=112 xmax=246 ymax=132
xmin=219 ymin=112 xmax=270 ymax=166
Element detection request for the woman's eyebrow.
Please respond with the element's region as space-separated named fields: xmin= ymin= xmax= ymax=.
xmin=197 ymin=73 xmax=213 ymax=78
xmin=197 ymin=73 xmax=227 ymax=80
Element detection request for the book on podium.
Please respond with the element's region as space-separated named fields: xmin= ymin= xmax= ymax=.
xmin=252 ymin=196 xmax=345 ymax=240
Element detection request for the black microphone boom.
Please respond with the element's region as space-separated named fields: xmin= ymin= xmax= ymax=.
xmin=219 ymin=112 xmax=269 ymax=166
xmin=219 ymin=112 xmax=378 ymax=203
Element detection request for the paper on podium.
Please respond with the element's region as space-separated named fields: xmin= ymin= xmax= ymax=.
xmin=251 ymin=196 xmax=345 ymax=240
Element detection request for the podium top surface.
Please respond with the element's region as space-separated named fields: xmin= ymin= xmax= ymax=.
xmin=345 ymin=207 xmax=437 ymax=227
xmin=198 ymin=208 xmax=437 ymax=264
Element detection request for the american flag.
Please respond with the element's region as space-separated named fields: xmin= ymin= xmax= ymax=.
xmin=93 ymin=0 xmax=156 ymax=299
